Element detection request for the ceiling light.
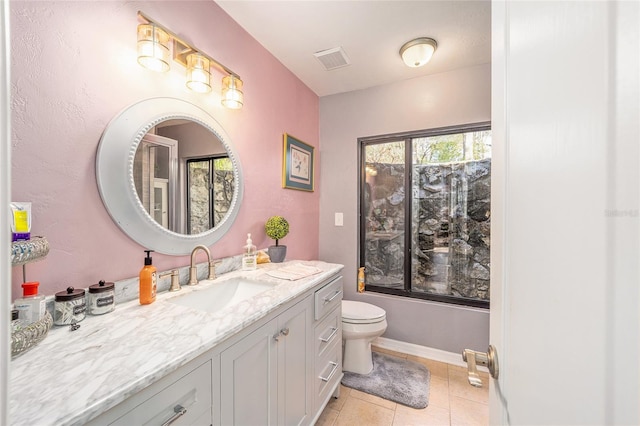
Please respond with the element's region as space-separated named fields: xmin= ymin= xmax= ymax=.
xmin=399 ymin=37 xmax=437 ymax=68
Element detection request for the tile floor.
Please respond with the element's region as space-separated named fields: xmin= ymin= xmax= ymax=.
xmin=315 ymin=346 xmax=489 ymax=426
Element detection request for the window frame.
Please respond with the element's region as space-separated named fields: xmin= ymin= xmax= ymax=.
xmin=358 ymin=121 xmax=491 ymax=309
xmin=186 ymin=154 xmax=230 ymax=234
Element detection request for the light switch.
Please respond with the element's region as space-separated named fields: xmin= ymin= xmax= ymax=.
xmin=335 ymin=212 xmax=344 ymax=227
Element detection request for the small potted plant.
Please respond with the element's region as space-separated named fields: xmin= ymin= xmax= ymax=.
xmin=265 ymin=215 xmax=289 ymax=263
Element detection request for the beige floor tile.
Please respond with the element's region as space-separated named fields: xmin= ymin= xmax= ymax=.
xmin=448 ymin=367 xmax=489 ymax=404
xmin=326 ymin=385 xmax=351 ymax=412
xmin=450 ymin=395 xmax=488 ymax=426
xmin=315 ymin=407 xmax=339 ymax=426
xmin=372 ymin=345 xmax=408 ymax=359
xmin=407 ymin=355 xmax=449 ymax=380
xmin=315 ymin=353 xmax=491 ymax=426
xmin=393 ymin=403 xmax=451 ymax=426
xmin=335 ymin=396 xmax=395 ymax=426
xmin=428 ymin=376 xmax=450 ymax=410
xmin=349 ymin=388 xmax=397 ymax=410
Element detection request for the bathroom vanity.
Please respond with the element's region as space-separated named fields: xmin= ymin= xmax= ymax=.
xmin=8 ymin=261 xmax=343 ymax=426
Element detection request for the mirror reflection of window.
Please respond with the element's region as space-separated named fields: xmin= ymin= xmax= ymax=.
xmin=187 ymin=156 xmax=234 ymax=234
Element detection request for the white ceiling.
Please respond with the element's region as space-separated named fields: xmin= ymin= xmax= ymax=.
xmin=216 ymin=0 xmax=491 ymax=97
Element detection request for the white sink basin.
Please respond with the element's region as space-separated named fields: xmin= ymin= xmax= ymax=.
xmin=168 ymin=277 xmax=277 ymax=313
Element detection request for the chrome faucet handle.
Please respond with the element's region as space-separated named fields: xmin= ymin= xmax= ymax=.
xmin=208 ymin=260 xmax=221 ymax=280
xmin=169 ymin=271 xmax=180 ymax=292
xmin=160 ymin=269 xmax=181 ymax=292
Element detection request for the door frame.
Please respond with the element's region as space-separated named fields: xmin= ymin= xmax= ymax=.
xmin=489 ymin=0 xmax=507 ymax=424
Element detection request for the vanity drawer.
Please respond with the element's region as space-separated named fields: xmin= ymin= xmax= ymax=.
xmin=314 ymin=276 xmax=343 ymax=320
xmin=315 ymin=307 xmax=341 ymax=359
xmin=109 ymin=360 xmax=212 ymax=426
xmin=315 ymin=342 xmax=342 ymax=406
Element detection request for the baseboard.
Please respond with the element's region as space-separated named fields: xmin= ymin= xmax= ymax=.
xmin=373 ymin=336 xmax=489 ymax=372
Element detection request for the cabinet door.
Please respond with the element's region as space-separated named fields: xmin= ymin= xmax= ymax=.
xmin=277 ymin=296 xmax=313 ymax=426
xmin=220 ymin=319 xmax=278 ymax=426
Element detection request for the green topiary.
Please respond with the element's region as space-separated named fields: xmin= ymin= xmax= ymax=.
xmin=265 ymin=216 xmax=289 ymax=246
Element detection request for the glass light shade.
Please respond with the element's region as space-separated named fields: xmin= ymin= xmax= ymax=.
xmin=137 ymin=24 xmax=171 ymax=72
xmin=186 ymin=53 xmax=212 ymax=93
xmin=400 ymin=38 xmax=437 ymax=68
xmin=221 ymin=75 xmax=244 ymax=109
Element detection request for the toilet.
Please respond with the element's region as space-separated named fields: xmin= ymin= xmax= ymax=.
xmin=341 ymin=300 xmax=387 ymax=375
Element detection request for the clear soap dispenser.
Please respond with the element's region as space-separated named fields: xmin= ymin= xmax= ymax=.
xmin=242 ymin=233 xmax=257 ymax=271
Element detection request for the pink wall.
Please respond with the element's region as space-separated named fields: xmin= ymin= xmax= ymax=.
xmin=10 ymin=1 xmax=319 ymax=299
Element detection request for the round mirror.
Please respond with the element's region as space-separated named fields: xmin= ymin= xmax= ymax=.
xmin=96 ymin=97 xmax=244 ymax=255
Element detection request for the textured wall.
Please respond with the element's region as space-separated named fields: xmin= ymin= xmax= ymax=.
xmin=10 ymin=1 xmax=319 ymax=298
xmin=319 ymin=64 xmax=491 ymax=353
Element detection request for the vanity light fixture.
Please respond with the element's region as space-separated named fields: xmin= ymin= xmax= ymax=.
xmin=221 ymin=75 xmax=244 ymax=109
xmin=399 ymin=37 xmax=437 ymax=68
xmin=137 ymin=11 xmax=244 ymax=109
xmin=186 ymin=53 xmax=212 ymax=94
xmin=137 ymin=23 xmax=171 ymax=72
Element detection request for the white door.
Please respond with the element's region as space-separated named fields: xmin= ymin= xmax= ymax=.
xmin=488 ymin=1 xmax=639 ymax=424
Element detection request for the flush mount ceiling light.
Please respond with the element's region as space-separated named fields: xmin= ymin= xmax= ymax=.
xmin=136 ymin=11 xmax=244 ymax=109
xmin=399 ymin=37 xmax=437 ymax=68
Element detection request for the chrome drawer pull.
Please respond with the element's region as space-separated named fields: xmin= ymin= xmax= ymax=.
xmin=319 ymin=327 xmax=338 ymax=343
xmin=319 ymin=361 xmax=339 ymax=382
xmin=273 ymin=327 xmax=290 ymax=341
xmin=161 ymin=404 xmax=187 ymax=426
xmin=323 ymin=290 xmax=341 ymax=304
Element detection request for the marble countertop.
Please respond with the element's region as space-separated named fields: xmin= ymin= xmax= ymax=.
xmin=8 ymin=260 xmax=343 ymax=426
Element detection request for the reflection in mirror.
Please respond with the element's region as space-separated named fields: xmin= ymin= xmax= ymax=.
xmin=187 ymin=157 xmax=234 ymax=234
xmin=133 ymin=119 xmax=234 ymax=235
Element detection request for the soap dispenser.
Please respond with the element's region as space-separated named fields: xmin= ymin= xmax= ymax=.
xmin=139 ymin=250 xmax=157 ymax=305
xmin=242 ymin=233 xmax=257 ymax=271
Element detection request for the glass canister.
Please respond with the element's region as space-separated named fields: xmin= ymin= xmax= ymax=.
xmin=54 ymin=287 xmax=86 ymax=325
xmin=88 ymin=280 xmax=115 ymax=315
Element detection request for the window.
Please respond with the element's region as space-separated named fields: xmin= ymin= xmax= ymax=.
xmin=186 ymin=156 xmax=233 ymax=234
xmin=359 ymin=123 xmax=491 ymax=308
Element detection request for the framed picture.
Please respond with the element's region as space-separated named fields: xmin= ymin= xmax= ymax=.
xmin=282 ymin=133 xmax=314 ymax=191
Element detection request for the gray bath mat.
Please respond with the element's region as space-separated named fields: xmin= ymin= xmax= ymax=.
xmin=341 ymin=352 xmax=431 ymax=409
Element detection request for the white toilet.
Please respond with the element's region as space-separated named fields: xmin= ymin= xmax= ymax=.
xmin=341 ymin=300 xmax=387 ymax=375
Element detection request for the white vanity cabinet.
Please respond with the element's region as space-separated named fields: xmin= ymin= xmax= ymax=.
xmin=312 ymin=276 xmax=343 ymax=418
xmin=86 ymin=272 xmax=342 ymax=426
xmin=220 ymin=295 xmax=313 ymax=426
xmin=87 ymin=354 xmax=214 ymax=426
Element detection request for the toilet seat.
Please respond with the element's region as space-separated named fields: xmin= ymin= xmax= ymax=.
xmin=342 ymin=300 xmax=386 ymax=324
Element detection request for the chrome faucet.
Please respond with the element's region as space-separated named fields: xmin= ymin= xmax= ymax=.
xmin=189 ymin=245 xmax=216 ymax=285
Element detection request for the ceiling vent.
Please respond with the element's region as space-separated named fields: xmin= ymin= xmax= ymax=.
xmin=313 ymin=47 xmax=350 ymax=71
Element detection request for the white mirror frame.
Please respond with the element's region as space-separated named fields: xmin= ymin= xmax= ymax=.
xmin=96 ymin=97 xmax=243 ymax=255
